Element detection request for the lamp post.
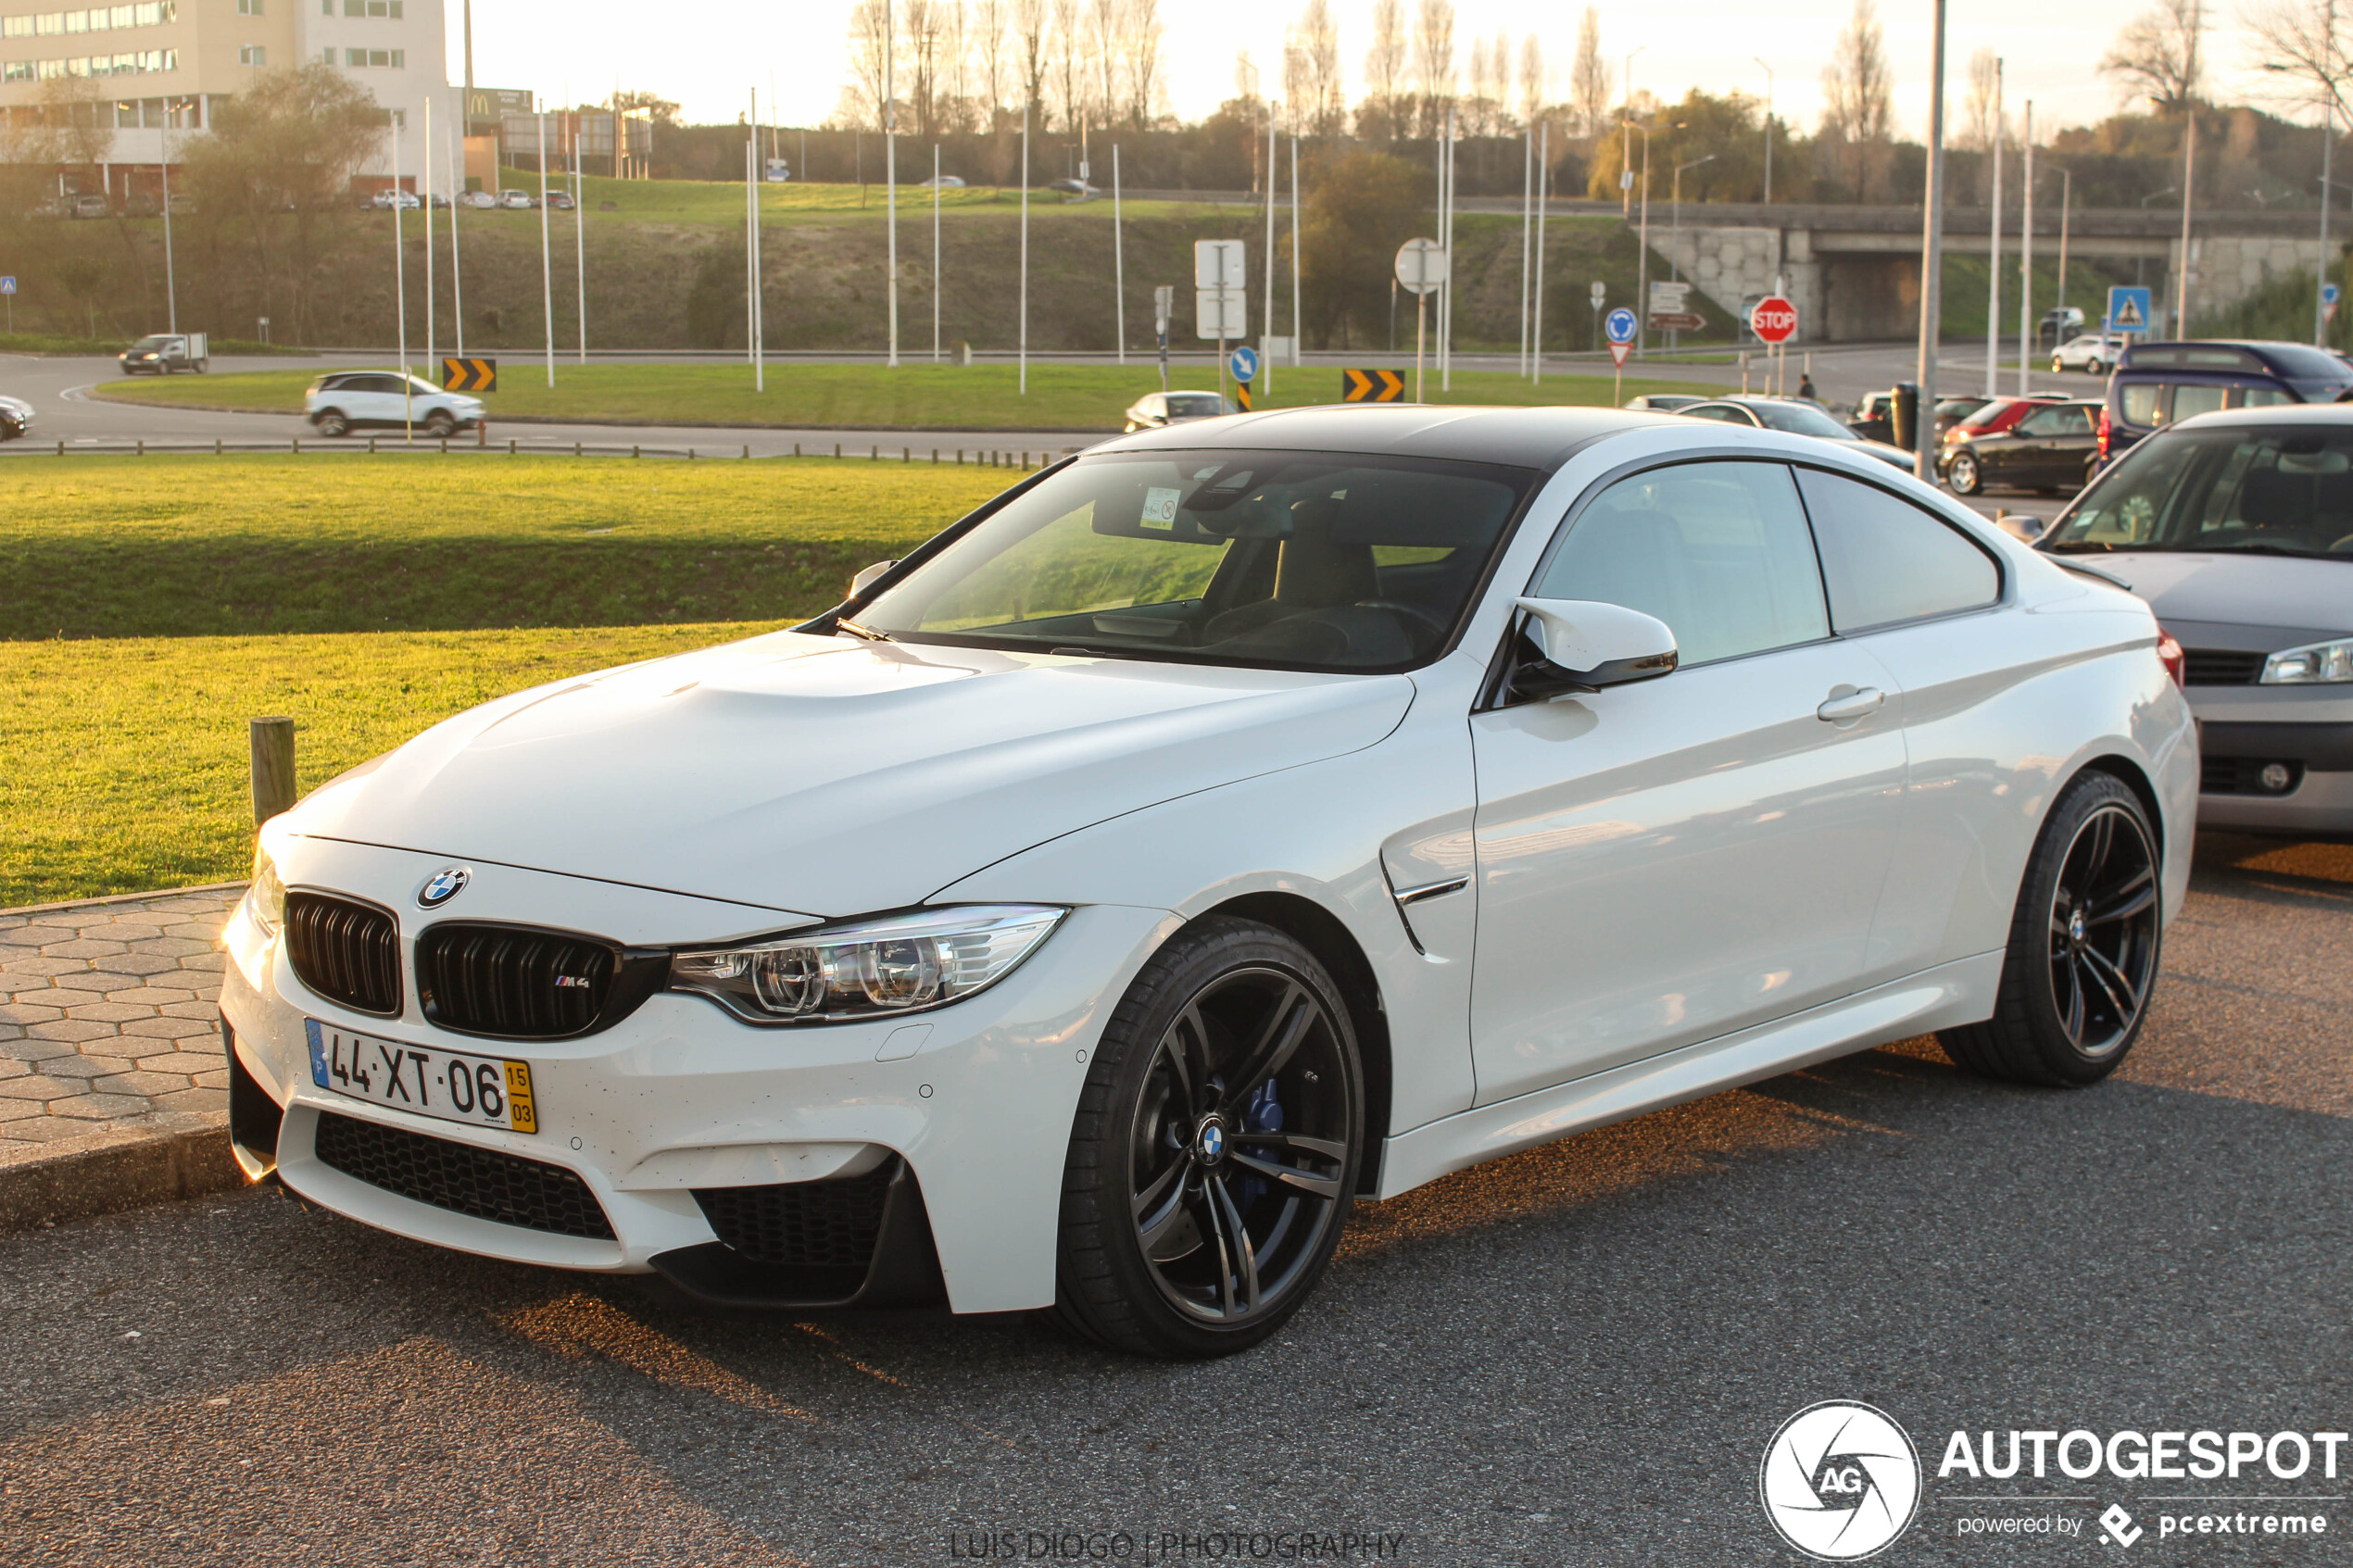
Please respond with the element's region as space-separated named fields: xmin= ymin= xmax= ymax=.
xmin=1983 ymin=56 xmax=2002 ymax=398
xmin=1915 ymin=0 xmax=1948 ymax=483
xmin=1670 ymin=153 xmax=1715 ymax=351
xmin=1619 ymin=44 xmax=1646 ymax=217
xmin=1753 ymin=58 xmax=1773 ymax=204
xmin=158 ymin=94 xmax=181 ymax=334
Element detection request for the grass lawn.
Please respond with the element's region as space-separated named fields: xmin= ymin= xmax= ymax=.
xmin=94 ymin=361 xmax=1722 ymax=431
xmin=1 ymin=454 xmax=1003 ymax=640
xmin=0 ymin=623 xmax=772 ymax=905
xmin=481 ymin=167 xmax=1267 ymax=227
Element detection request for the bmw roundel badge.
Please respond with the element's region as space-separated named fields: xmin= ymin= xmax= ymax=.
xmin=418 ymin=867 xmax=471 ymax=908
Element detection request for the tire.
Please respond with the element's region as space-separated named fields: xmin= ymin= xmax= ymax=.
xmin=423 ymin=410 xmax=457 ymax=437
xmin=1050 ymin=916 xmax=1364 ymax=1359
xmin=1947 ymin=451 xmax=1982 ymax=495
xmin=1940 ymin=771 xmax=2162 ymax=1087
xmin=2085 ymin=359 xmax=2103 ymax=377
xmin=314 ymin=410 xmax=349 ymax=437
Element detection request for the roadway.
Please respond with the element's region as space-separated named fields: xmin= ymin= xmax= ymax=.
xmin=3 ymin=831 xmax=2346 ymax=1565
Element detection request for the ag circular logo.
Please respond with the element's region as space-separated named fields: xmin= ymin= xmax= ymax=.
xmin=1759 ymin=1401 xmax=1921 ymax=1561
xmin=417 ymin=866 xmax=471 ymax=908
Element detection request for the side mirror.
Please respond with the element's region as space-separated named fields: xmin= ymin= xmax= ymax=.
xmin=1504 ymin=597 xmax=1679 ymax=703
xmin=848 ymin=559 xmax=898 ymax=598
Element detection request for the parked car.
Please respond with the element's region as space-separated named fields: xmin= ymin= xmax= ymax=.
xmin=1678 ymin=396 xmax=1918 ymax=471
xmin=304 ymin=370 xmax=485 ymax=437
xmin=1939 ymin=398 xmax=2101 ymax=495
xmin=118 ymin=332 xmax=209 ymax=374
xmin=167 ymin=192 xmax=195 ymax=216
xmin=2101 ymin=339 xmax=2353 ymax=470
xmin=917 ymin=174 xmax=966 ymax=188
xmin=70 ymin=193 xmax=110 ymax=219
xmin=1623 ymin=393 xmax=1705 ymax=413
xmin=547 ymin=191 xmax=576 ymax=212
xmin=369 ymin=189 xmax=422 ymax=210
xmin=220 ymin=403 xmax=2193 ymax=1356
xmin=2039 ymin=307 xmax=2086 ymax=349
xmin=2052 ymin=333 xmax=2126 ymax=376
xmin=1122 ymin=390 xmax=1235 ymax=431
xmin=1852 ymin=394 xmax=1992 ymax=445
xmin=461 ymin=189 xmax=499 ymax=209
xmin=0 ymin=394 xmax=34 ymax=440
xmin=497 ymin=188 xmax=535 ymax=209
xmin=1942 ymin=394 xmax=2061 ymax=453
xmin=2042 ymin=401 xmax=2353 ymax=835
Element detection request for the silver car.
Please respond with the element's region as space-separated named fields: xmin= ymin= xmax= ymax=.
xmin=1676 ymin=396 xmax=1919 ymax=473
xmin=2042 ymin=404 xmax=2353 ymax=836
xmin=1122 ymin=390 xmax=1234 ymax=433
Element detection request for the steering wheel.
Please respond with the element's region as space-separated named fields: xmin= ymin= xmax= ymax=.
xmin=1354 ymin=599 xmax=1450 ymax=647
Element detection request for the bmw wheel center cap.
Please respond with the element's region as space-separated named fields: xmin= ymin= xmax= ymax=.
xmin=418 ymin=867 xmax=471 ymax=908
xmin=1194 ymin=1116 xmax=1227 ymax=1163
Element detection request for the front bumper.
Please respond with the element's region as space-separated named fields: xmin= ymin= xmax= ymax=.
xmin=220 ymin=834 xmax=1176 ymax=1313
xmin=2190 ymin=685 xmax=2353 ymax=834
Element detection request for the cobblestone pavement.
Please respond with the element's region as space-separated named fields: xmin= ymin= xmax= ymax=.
xmin=0 ymin=888 xmax=240 ymax=1157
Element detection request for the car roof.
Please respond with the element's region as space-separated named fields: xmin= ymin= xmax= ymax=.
xmin=2162 ymin=403 xmax=2353 ymax=431
xmin=1088 ymin=404 xmax=1680 ymax=470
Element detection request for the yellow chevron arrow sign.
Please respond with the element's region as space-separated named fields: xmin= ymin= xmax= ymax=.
xmin=441 ymin=357 xmax=497 ymax=393
xmin=1340 ymin=368 xmax=1405 ymax=402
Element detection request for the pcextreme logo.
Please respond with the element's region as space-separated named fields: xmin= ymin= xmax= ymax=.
xmin=1760 ymin=1402 xmax=1924 ymax=1561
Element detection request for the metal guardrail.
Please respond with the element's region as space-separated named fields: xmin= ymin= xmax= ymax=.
xmin=0 ymin=435 xmax=1084 ymax=466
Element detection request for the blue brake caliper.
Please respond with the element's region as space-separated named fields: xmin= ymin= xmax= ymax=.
xmin=1235 ymin=1077 xmax=1284 ymax=1209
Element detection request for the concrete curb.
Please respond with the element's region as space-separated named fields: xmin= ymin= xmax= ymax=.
xmin=80 ymin=387 xmax=1123 ymax=435
xmin=1 ymin=880 xmax=247 ymax=919
xmin=0 ymin=1111 xmax=246 ymax=1233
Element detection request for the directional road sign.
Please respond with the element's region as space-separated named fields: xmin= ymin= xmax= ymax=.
xmin=1194 ymin=239 xmax=1246 ymax=288
xmin=1604 ymin=307 xmax=1638 ymax=345
xmin=1649 ymin=312 xmax=1705 ymax=333
xmin=441 ymin=357 xmax=497 ymax=393
xmin=1590 ymin=281 xmax=1607 ymax=306
xmin=1395 ymin=237 xmax=1446 ymax=296
xmin=1750 ymin=295 xmax=1798 ymax=345
xmin=0 ymin=277 xmax=15 ymax=295
xmin=2107 ymin=285 xmax=2152 ymax=334
xmin=1340 ymin=368 xmax=1406 ymax=402
xmin=1196 ymin=288 xmax=1246 ymax=340
xmin=1228 ymin=345 xmax=1260 ymax=383
xmin=2325 ymin=283 xmax=2340 ymax=323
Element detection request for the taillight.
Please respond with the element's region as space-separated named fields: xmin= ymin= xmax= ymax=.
xmin=2096 ymin=406 xmax=2112 ymax=459
xmin=2157 ymin=627 xmax=2185 ymax=689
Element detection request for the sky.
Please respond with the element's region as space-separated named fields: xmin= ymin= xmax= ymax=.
xmin=450 ymin=0 xmax=2301 ymax=142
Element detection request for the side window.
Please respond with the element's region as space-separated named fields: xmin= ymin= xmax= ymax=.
xmin=2015 ymin=408 xmax=2067 ymax=436
xmin=1794 ymin=468 xmax=2001 ymax=632
xmin=1535 ymin=461 xmax=1830 ymax=666
xmin=2120 ymin=383 xmax=2163 ymax=426
xmin=1682 ymin=404 xmax=1753 ymax=425
xmin=2171 ymin=383 xmax=2229 ymax=422
xmin=2062 ymin=406 xmax=2096 ymax=433
xmin=2238 ymin=386 xmax=2295 ymax=408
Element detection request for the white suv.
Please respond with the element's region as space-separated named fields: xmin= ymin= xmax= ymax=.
xmin=305 ymin=371 xmax=485 ymax=437
xmin=2052 ymin=334 xmax=2127 ymax=376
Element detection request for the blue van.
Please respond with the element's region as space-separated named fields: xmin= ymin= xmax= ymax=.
xmin=2100 ymin=339 xmax=2353 ymax=467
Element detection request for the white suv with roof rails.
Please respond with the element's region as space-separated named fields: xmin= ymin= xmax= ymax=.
xmin=305 ymin=371 xmax=484 ymax=438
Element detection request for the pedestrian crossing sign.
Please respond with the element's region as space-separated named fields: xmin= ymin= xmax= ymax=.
xmin=2108 ymin=286 xmax=2153 ymax=334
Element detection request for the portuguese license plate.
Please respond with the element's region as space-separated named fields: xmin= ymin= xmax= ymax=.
xmin=305 ymin=1020 xmax=537 ymax=1135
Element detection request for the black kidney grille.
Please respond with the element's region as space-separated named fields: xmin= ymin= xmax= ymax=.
xmin=416 ymin=924 xmax=616 ymax=1038
xmin=2183 ymin=648 xmax=2264 ymax=686
xmin=312 ymin=1110 xmax=614 ymax=1240
xmin=694 ymin=1160 xmax=899 ymax=1269
xmin=284 ymin=893 xmax=402 ymax=1016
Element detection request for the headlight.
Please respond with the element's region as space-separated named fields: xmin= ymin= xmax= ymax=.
xmin=669 ymin=905 xmax=1066 ymax=1024
xmin=2260 ymin=637 xmax=2353 ymax=684
xmin=246 ymin=847 xmax=287 ymax=936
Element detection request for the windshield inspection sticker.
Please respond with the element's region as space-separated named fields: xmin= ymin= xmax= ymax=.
xmin=1140 ymin=486 xmax=1183 ymax=530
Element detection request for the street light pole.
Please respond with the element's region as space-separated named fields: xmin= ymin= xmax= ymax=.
xmin=1915 ymin=0 xmax=1949 ymax=483
xmin=159 ymin=95 xmax=178 ymax=334
xmin=1635 ymin=122 xmax=1654 ymax=359
xmin=1620 ymin=45 xmax=1645 ymax=218
xmin=1753 ymin=58 xmax=1773 ymax=204
xmin=1671 ymin=154 xmax=1714 ymax=351
xmin=2320 ymin=101 xmax=2335 ymax=346
xmin=2019 ymin=100 xmax=2032 ymax=396
xmin=886 ymin=0 xmax=899 ymax=368
xmin=1983 ymin=56 xmax=2002 ymax=399
xmin=2178 ymin=107 xmax=2196 ymax=334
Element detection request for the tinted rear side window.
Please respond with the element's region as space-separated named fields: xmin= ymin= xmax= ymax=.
xmin=1793 ymin=469 xmax=2001 ymax=632
xmin=2120 ymin=383 xmax=2163 ymax=426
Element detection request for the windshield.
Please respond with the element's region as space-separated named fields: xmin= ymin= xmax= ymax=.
xmin=856 ymin=449 xmax=1536 ymax=672
xmin=131 ymin=336 xmax=173 ymax=351
xmin=1165 ymin=394 xmax=1226 ymax=417
xmin=1751 ymin=402 xmax=1859 ymax=441
xmin=2046 ymin=425 xmax=2353 ymax=558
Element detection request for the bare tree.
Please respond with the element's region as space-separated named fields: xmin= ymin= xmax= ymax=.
xmin=1363 ymin=0 xmax=1408 ymax=136
xmin=1089 ymin=0 xmax=1121 ymax=129
xmin=973 ymin=0 xmax=1009 ymax=119
xmin=1413 ymin=0 xmax=1455 ymax=138
xmin=1570 ymin=6 xmax=1608 ymax=137
xmin=1122 ymin=0 xmax=1164 ymax=127
xmin=1051 ymin=0 xmax=1083 ymax=130
xmin=2100 ymin=0 xmax=2205 ymax=112
xmin=1519 ymin=33 xmax=1546 ymax=130
xmin=1959 ymin=47 xmax=2004 ymax=150
xmin=1292 ymin=0 xmax=1342 ymax=133
xmin=1013 ymin=0 xmax=1051 ymax=127
xmin=1819 ymin=0 xmax=1893 ymax=196
xmin=905 ymin=0 xmax=944 ymax=140
xmin=847 ymin=0 xmax=891 ymax=130
xmin=2245 ymin=0 xmax=2348 ymax=122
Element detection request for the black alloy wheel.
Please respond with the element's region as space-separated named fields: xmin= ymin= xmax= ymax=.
xmin=1053 ymin=918 xmax=1362 ymax=1358
xmin=1942 ymin=771 xmax=2162 ymax=1085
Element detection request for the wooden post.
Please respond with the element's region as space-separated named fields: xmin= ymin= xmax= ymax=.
xmin=249 ymin=717 xmax=296 ymax=825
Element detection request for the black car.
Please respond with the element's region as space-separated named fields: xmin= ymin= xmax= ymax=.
xmin=1940 ymin=399 xmax=2101 ymax=495
xmin=1848 ymin=393 xmax=1987 ymax=446
xmin=2101 ymin=340 xmax=2353 ymax=469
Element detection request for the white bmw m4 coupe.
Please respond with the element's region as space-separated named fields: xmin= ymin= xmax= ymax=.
xmin=220 ymin=405 xmax=2197 ymax=1358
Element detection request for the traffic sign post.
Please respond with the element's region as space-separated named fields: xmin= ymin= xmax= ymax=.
xmin=1340 ymin=368 xmax=1406 ymax=402
xmin=1395 ymin=238 xmax=1446 ymax=402
xmin=0 ymin=274 xmax=13 ymax=335
xmin=1154 ymin=283 xmax=1174 ymax=391
xmin=2106 ymin=285 xmax=2152 ymax=336
xmin=2327 ymin=282 xmax=2343 ymax=326
xmin=1750 ymin=295 xmax=1797 ymax=396
xmin=1196 ymin=239 xmax=1247 ymax=403
xmin=1604 ymin=307 xmax=1637 ymax=401
xmin=1229 ymin=345 xmax=1259 ymax=411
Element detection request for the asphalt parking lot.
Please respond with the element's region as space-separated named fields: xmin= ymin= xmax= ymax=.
xmin=4 ymin=830 xmax=2347 ymax=1567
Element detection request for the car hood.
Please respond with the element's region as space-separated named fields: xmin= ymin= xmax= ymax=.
xmin=2066 ymin=551 xmax=2353 ymax=641
xmin=289 ymin=630 xmax=1416 ymax=917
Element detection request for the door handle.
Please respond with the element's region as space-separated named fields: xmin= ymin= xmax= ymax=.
xmin=1818 ymin=685 xmax=1886 ymax=725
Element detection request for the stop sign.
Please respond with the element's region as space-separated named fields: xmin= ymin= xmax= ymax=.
xmin=1751 ymin=295 xmax=1799 ymax=345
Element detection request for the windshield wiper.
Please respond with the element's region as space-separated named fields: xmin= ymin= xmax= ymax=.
xmin=836 ymin=617 xmax=895 ymax=642
xmin=2205 ymin=542 xmax=2333 ymax=558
